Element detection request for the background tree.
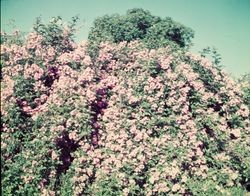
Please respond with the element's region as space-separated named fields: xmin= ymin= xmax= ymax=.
xmin=87 ymin=8 xmax=194 ymax=58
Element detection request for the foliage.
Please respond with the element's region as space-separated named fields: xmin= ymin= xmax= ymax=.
xmin=1 ymin=14 xmax=250 ymax=196
xmin=88 ymin=8 xmax=194 ymax=58
xmin=238 ymin=73 xmax=250 ymax=109
xmin=200 ymin=46 xmax=223 ymax=68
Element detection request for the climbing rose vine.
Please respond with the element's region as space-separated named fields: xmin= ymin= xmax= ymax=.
xmin=1 ymin=18 xmax=250 ymax=195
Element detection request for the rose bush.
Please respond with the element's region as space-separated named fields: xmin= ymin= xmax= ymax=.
xmin=1 ymin=16 xmax=249 ymax=195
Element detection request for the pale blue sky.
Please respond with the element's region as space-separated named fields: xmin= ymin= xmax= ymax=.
xmin=1 ymin=0 xmax=250 ymax=77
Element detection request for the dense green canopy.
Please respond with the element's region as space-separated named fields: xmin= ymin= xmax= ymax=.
xmin=88 ymin=8 xmax=194 ymax=57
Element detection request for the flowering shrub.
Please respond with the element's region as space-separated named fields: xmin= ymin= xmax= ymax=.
xmin=1 ymin=17 xmax=250 ymax=195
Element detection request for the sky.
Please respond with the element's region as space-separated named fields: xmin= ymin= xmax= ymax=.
xmin=1 ymin=0 xmax=250 ymax=77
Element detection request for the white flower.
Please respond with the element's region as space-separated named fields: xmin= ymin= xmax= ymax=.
xmin=230 ymin=129 xmax=241 ymax=138
xmin=172 ymin=183 xmax=181 ymax=192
